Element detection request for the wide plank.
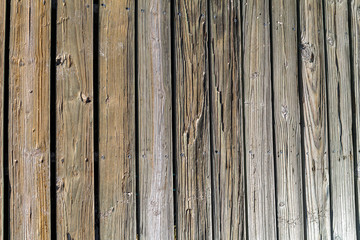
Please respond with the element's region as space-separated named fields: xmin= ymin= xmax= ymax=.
xmin=8 ymin=0 xmax=51 ymax=238
xmin=209 ymin=1 xmax=246 ymax=239
xmin=56 ymin=1 xmax=94 ymax=239
xmin=242 ymin=0 xmax=277 ymax=238
xmin=138 ymin=0 xmax=174 ymax=239
xmin=98 ymin=1 xmax=136 ymax=239
xmin=174 ymin=0 xmax=213 ymax=238
xmin=299 ymin=0 xmax=331 ymax=238
xmin=271 ymin=0 xmax=304 ymax=239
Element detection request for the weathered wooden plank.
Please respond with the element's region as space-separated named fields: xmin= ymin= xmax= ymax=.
xmin=8 ymin=0 xmax=51 ymax=238
xmin=0 ymin=0 xmax=5 ymax=238
xmin=56 ymin=1 xmax=94 ymax=239
xmin=351 ymin=0 xmax=360 ymax=236
xmin=271 ymin=0 xmax=304 ymax=239
xmin=242 ymin=0 xmax=277 ymax=239
xmin=324 ymin=0 xmax=356 ymax=239
xmin=209 ymin=1 xmax=246 ymax=239
xmin=174 ymin=0 xmax=212 ymax=239
xmin=98 ymin=1 xmax=136 ymax=239
xmin=138 ymin=0 xmax=174 ymax=239
xmin=299 ymin=0 xmax=331 ymax=238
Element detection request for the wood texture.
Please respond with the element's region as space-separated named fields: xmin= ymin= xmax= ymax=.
xmin=242 ymin=0 xmax=277 ymax=239
xmin=138 ymin=0 xmax=174 ymax=239
xmin=271 ymin=0 xmax=304 ymax=239
xmin=56 ymin=1 xmax=94 ymax=239
xmin=351 ymin=0 xmax=360 ymax=237
xmin=174 ymin=0 xmax=212 ymax=239
xmin=209 ymin=1 xmax=246 ymax=239
xmin=0 ymin=0 xmax=5 ymax=238
xmin=324 ymin=0 xmax=356 ymax=239
xmin=98 ymin=1 xmax=136 ymax=239
xmin=8 ymin=0 xmax=51 ymax=238
xmin=299 ymin=0 xmax=331 ymax=238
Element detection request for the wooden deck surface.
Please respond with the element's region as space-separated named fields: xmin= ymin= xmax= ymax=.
xmin=0 ymin=0 xmax=360 ymax=239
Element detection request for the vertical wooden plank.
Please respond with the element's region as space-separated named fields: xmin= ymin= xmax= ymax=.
xmin=8 ymin=0 xmax=51 ymax=239
xmin=138 ymin=0 xmax=174 ymax=239
xmin=209 ymin=1 xmax=246 ymax=239
xmin=299 ymin=0 xmax=331 ymax=239
xmin=174 ymin=0 xmax=212 ymax=239
xmin=242 ymin=0 xmax=277 ymax=238
xmin=351 ymin=0 xmax=360 ymax=236
xmin=56 ymin=1 xmax=94 ymax=239
xmin=271 ymin=0 xmax=304 ymax=239
xmin=0 ymin=0 xmax=5 ymax=238
xmin=98 ymin=1 xmax=136 ymax=239
xmin=324 ymin=0 xmax=357 ymax=239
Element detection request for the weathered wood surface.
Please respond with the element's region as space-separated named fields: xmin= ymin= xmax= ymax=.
xmin=299 ymin=0 xmax=331 ymax=239
xmin=0 ymin=0 xmax=5 ymax=239
xmin=351 ymin=0 xmax=360 ymax=237
xmin=209 ymin=1 xmax=246 ymax=239
xmin=174 ymin=0 xmax=213 ymax=239
xmin=98 ymin=1 xmax=136 ymax=239
xmin=324 ymin=0 xmax=356 ymax=239
xmin=271 ymin=0 xmax=304 ymax=239
xmin=56 ymin=1 xmax=94 ymax=239
xmin=138 ymin=0 xmax=174 ymax=239
xmin=243 ymin=0 xmax=277 ymax=239
xmin=8 ymin=0 xmax=51 ymax=239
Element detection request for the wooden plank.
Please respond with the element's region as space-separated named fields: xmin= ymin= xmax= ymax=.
xmin=174 ymin=0 xmax=212 ymax=239
xmin=98 ymin=1 xmax=136 ymax=239
xmin=209 ymin=1 xmax=246 ymax=239
xmin=242 ymin=0 xmax=277 ymax=239
xmin=351 ymin=0 xmax=360 ymax=236
xmin=298 ymin=0 xmax=331 ymax=238
xmin=324 ymin=0 xmax=357 ymax=239
xmin=56 ymin=1 xmax=94 ymax=239
xmin=8 ymin=0 xmax=51 ymax=239
xmin=137 ymin=1 xmax=174 ymax=239
xmin=0 ymin=0 xmax=5 ymax=238
xmin=271 ymin=0 xmax=304 ymax=239
xmin=137 ymin=0 xmax=174 ymax=239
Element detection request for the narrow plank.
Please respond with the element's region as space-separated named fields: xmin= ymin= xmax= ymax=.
xmin=209 ymin=1 xmax=246 ymax=239
xmin=351 ymin=0 xmax=360 ymax=236
xmin=0 ymin=0 xmax=5 ymax=238
xmin=8 ymin=0 xmax=51 ymax=239
xmin=324 ymin=0 xmax=357 ymax=239
xmin=242 ymin=0 xmax=277 ymax=238
xmin=298 ymin=0 xmax=331 ymax=238
xmin=56 ymin=1 xmax=94 ymax=239
xmin=138 ymin=0 xmax=174 ymax=239
xmin=98 ymin=1 xmax=136 ymax=239
xmin=271 ymin=0 xmax=304 ymax=239
xmin=174 ymin=0 xmax=212 ymax=239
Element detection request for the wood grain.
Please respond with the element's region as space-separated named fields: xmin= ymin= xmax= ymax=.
xmin=8 ymin=0 xmax=51 ymax=238
xmin=242 ymin=0 xmax=277 ymax=239
xmin=209 ymin=1 xmax=246 ymax=239
xmin=0 ymin=0 xmax=5 ymax=238
xmin=98 ymin=1 xmax=136 ymax=239
xmin=349 ymin=0 xmax=360 ymax=236
xmin=350 ymin=0 xmax=360 ymax=237
xmin=271 ymin=0 xmax=304 ymax=239
xmin=324 ymin=0 xmax=356 ymax=239
xmin=174 ymin=0 xmax=213 ymax=239
xmin=138 ymin=0 xmax=174 ymax=239
xmin=299 ymin=0 xmax=331 ymax=238
xmin=56 ymin=1 xmax=94 ymax=239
